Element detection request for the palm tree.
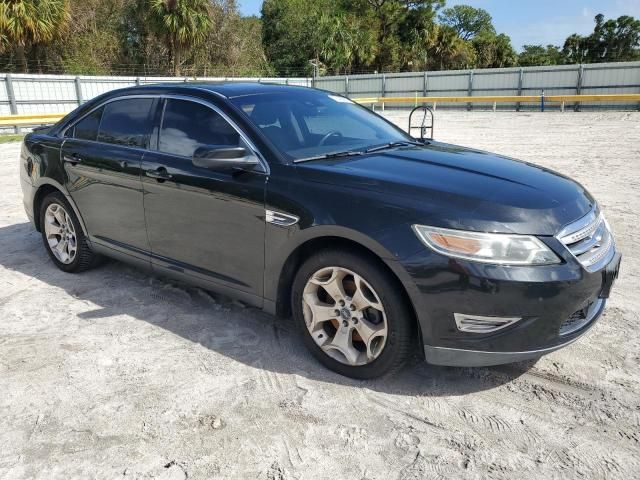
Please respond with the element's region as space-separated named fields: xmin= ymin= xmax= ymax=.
xmin=147 ymin=0 xmax=212 ymax=76
xmin=318 ymin=13 xmax=376 ymax=75
xmin=0 ymin=0 xmax=69 ymax=72
xmin=431 ymin=24 xmax=473 ymax=70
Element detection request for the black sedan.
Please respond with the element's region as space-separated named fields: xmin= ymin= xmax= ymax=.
xmin=20 ymin=83 xmax=621 ymax=378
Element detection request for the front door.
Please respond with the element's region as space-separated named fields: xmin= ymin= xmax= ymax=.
xmin=141 ymin=98 xmax=267 ymax=300
xmin=62 ymin=97 xmax=157 ymax=259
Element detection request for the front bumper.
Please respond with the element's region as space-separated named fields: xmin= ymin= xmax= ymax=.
xmin=399 ymin=244 xmax=621 ymax=367
xmin=424 ymin=298 xmax=605 ymax=366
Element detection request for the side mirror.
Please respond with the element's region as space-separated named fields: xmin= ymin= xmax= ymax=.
xmin=192 ymin=145 xmax=260 ymax=172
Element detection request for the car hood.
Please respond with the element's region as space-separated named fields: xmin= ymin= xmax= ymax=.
xmin=294 ymin=142 xmax=595 ymax=235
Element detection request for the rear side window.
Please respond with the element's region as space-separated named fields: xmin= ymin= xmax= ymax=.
xmin=97 ymin=98 xmax=154 ymax=148
xmin=71 ymin=107 xmax=103 ymax=141
xmin=158 ymin=99 xmax=241 ymax=157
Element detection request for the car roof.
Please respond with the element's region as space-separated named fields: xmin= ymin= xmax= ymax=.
xmin=127 ymin=81 xmax=316 ymax=99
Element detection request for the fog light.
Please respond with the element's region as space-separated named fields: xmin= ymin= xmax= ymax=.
xmin=454 ymin=313 xmax=522 ymax=333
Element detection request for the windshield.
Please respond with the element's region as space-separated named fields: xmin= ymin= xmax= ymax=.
xmin=230 ymin=90 xmax=412 ymax=161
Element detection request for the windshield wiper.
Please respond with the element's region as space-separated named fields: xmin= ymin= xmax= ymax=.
xmin=293 ymin=140 xmax=426 ymax=163
xmin=293 ymin=150 xmax=364 ymax=163
xmin=364 ymin=140 xmax=425 ymax=154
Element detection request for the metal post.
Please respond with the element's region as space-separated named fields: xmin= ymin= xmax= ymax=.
xmin=423 ymin=72 xmax=428 ymax=107
xmin=467 ymin=70 xmax=474 ymax=111
xmin=74 ymin=76 xmax=83 ymax=106
xmin=310 ymin=60 xmax=318 ymax=88
xmin=575 ymin=64 xmax=584 ymax=112
xmin=516 ymin=68 xmax=524 ymax=112
xmin=5 ymin=74 xmax=20 ymax=134
xmin=541 ymin=90 xmax=545 ymax=112
xmin=135 ymin=76 xmax=141 ymax=86
xmin=345 ymin=75 xmax=349 ymax=98
xmin=381 ymin=74 xmax=386 ymax=112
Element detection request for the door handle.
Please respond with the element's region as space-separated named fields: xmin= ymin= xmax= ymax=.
xmin=145 ymin=167 xmax=172 ymax=181
xmin=63 ymin=154 xmax=82 ymax=165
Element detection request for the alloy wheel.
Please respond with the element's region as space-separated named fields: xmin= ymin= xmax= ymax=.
xmin=44 ymin=203 xmax=77 ymax=264
xmin=302 ymin=266 xmax=388 ymax=366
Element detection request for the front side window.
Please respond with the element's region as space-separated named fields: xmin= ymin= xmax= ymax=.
xmin=70 ymin=106 xmax=104 ymax=141
xmin=231 ymin=90 xmax=411 ymax=161
xmin=97 ymin=98 xmax=154 ymax=148
xmin=158 ymin=99 xmax=242 ymax=157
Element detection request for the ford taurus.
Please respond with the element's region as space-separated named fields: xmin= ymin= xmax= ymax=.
xmin=20 ymin=83 xmax=621 ymax=378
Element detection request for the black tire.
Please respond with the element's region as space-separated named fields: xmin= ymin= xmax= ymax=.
xmin=39 ymin=191 xmax=100 ymax=273
xmin=292 ymin=248 xmax=415 ymax=379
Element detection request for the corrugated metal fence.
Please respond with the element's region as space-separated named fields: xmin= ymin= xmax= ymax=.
xmin=314 ymin=61 xmax=640 ymax=109
xmin=1 ymin=61 xmax=640 ymax=116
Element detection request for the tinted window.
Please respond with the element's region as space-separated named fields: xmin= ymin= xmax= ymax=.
xmin=158 ymin=99 xmax=241 ymax=157
xmin=72 ymin=107 xmax=103 ymax=141
xmin=97 ymin=98 xmax=154 ymax=148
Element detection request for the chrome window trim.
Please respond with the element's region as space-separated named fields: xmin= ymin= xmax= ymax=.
xmin=60 ymin=94 xmax=159 ymax=140
xmin=60 ymin=92 xmax=270 ymax=175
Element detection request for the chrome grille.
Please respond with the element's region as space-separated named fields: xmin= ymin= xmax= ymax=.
xmin=557 ymin=209 xmax=615 ymax=272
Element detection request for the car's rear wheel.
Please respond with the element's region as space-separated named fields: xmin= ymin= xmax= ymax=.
xmin=292 ymin=248 xmax=414 ymax=379
xmin=39 ymin=192 xmax=100 ymax=273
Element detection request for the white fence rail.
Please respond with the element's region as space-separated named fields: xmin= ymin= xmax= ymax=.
xmin=1 ymin=61 xmax=639 ymax=117
xmin=0 ymin=75 xmax=312 ymax=116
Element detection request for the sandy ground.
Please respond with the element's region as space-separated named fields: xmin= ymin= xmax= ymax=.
xmin=1 ymin=111 xmax=639 ymax=480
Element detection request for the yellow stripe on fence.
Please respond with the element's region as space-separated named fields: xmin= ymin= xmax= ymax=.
xmin=1 ymin=92 xmax=639 ymax=129
xmin=354 ymin=93 xmax=640 ymax=105
xmin=0 ymin=113 xmax=66 ymax=127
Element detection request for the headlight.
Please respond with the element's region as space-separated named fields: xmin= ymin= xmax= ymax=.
xmin=412 ymin=225 xmax=560 ymax=265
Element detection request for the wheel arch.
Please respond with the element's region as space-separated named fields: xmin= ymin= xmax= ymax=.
xmin=32 ymin=180 xmax=88 ymax=236
xmin=273 ymin=234 xmax=423 ymax=353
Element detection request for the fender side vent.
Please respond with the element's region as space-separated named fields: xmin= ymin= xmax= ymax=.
xmin=265 ymin=209 xmax=299 ymax=227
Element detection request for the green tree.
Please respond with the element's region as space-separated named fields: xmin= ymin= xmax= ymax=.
xmin=562 ymin=33 xmax=590 ymax=64
xmin=472 ymin=31 xmax=517 ymax=68
xmin=0 ymin=0 xmax=70 ymax=72
xmin=562 ymin=14 xmax=640 ymax=64
xmin=398 ymin=4 xmax=440 ymax=71
xmin=147 ymin=0 xmax=212 ymax=75
xmin=317 ymin=12 xmax=376 ymax=74
xmin=216 ymin=15 xmax=274 ymax=76
xmin=261 ymin=0 xmax=328 ymax=75
xmin=518 ymin=44 xmax=564 ymax=66
xmin=430 ymin=24 xmax=475 ymax=70
xmin=357 ymin=0 xmax=444 ymax=71
xmin=439 ymin=5 xmax=494 ymax=41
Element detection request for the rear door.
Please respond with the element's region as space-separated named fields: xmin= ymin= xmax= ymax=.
xmin=62 ymin=97 xmax=157 ymax=259
xmin=141 ymin=97 xmax=267 ymax=301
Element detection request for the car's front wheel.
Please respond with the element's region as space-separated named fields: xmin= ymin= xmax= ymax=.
xmin=292 ymin=248 xmax=414 ymax=379
xmin=39 ymin=192 xmax=100 ymax=273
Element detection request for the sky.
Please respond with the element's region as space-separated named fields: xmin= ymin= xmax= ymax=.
xmin=236 ymin=0 xmax=640 ymax=51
